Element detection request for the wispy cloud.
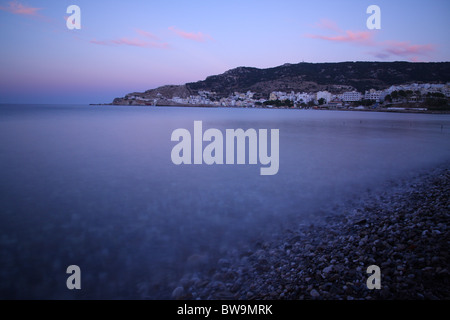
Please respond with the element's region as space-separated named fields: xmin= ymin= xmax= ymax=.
xmin=90 ymin=29 xmax=169 ymax=49
xmin=307 ymin=30 xmax=374 ymax=46
xmin=89 ymin=39 xmax=111 ymax=46
xmin=112 ymin=38 xmax=169 ymax=49
xmin=0 ymin=0 xmax=41 ymax=16
xmin=372 ymin=41 xmax=434 ymax=61
xmin=91 ymin=37 xmax=169 ymax=49
xmin=135 ymin=29 xmax=160 ymax=41
xmin=381 ymin=40 xmax=435 ymax=57
xmin=169 ymin=26 xmax=213 ymax=42
xmin=314 ymin=18 xmax=342 ymax=33
xmin=306 ymin=19 xmax=435 ymax=61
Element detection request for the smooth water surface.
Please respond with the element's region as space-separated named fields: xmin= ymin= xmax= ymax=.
xmin=1 ymin=104 xmax=449 ymax=299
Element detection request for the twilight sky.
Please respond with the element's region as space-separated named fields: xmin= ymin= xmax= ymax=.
xmin=0 ymin=0 xmax=449 ymax=104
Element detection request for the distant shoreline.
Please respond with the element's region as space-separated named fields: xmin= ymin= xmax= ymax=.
xmin=89 ymin=103 xmax=450 ymax=114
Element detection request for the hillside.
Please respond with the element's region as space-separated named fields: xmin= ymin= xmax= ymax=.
xmin=112 ymin=61 xmax=450 ymax=104
xmin=186 ymin=62 xmax=450 ymax=97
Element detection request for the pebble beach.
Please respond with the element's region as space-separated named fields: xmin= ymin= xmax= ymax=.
xmin=173 ymin=165 xmax=450 ymax=300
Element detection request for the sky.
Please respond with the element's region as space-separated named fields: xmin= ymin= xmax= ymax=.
xmin=0 ymin=0 xmax=449 ymax=104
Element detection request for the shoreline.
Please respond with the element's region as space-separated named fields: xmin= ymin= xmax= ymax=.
xmin=172 ymin=164 xmax=450 ymax=300
xmin=90 ymin=104 xmax=450 ymax=115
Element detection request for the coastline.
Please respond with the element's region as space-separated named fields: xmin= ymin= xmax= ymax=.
xmin=90 ymin=103 xmax=450 ymax=114
xmin=172 ymin=164 xmax=450 ymax=300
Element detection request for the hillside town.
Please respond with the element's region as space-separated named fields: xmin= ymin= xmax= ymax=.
xmin=115 ymin=82 xmax=450 ymax=111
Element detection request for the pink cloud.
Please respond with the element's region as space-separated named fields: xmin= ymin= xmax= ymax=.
xmin=63 ymin=15 xmax=75 ymax=25
xmin=367 ymin=42 xmax=435 ymax=61
xmin=90 ymin=28 xmax=170 ymax=49
xmin=382 ymin=41 xmax=435 ymax=57
xmin=307 ymin=19 xmax=435 ymax=61
xmin=135 ymin=29 xmax=160 ymax=40
xmin=90 ymin=37 xmax=169 ymax=49
xmin=112 ymin=38 xmax=169 ymax=49
xmin=169 ymin=26 xmax=213 ymax=42
xmin=0 ymin=1 xmax=41 ymax=16
xmin=90 ymin=39 xmax=110 ymax=46
xmin=371 ymin=52 xmax=390 ymax=59
xmin=307 ymin=30 xmax=374 ymax=45
xmin=315 ymin=18 xmax=342 ymax=33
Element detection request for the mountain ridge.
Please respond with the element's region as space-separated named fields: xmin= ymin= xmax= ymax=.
xmin=112 ymin=61 xmax=450 ymax=104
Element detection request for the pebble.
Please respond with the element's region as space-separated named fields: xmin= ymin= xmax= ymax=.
xmin=310 ymin=289 xmax=320 ymax=298
xmin=323 ymin=266 xmax=333 ymax=274
xmin=180 ymin=167 xmax=450 ymax=300
xmin=171 ymin=286 xmax=185 ymax=299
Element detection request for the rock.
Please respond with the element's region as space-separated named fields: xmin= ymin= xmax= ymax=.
xmin=323 ymin=265 xmax=333 ymax=274
xmin=181 ymin=168 xmax=450 ymax=301
xmin=171 ymin=286 xmax=185 ymax=299
xmin=310 ymin=289 xmax=320 ymax=298
xmin=214 ymin=291 xmax=236 ymax=299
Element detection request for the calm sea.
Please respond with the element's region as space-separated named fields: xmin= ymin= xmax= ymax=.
xmin=0 ymin=104 xmax=449 ymax=299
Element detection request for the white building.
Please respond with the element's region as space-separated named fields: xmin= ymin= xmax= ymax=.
xmin=342 ymin=91 xmax=362 ymax=102
xmin=364 ymin=90 xmax=383 ymax=101
xmin=444 ymin=84 xmax=450 ymax=97
xmin=316 ymin=91 xmax=332 ymax=103
xmin=295 ymin=93 xmax=314 ymax=103
xmin=269 ymin=91 xmax=295 ymax=101
xmin=172 ymin=97 xmax=187 ymax=104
